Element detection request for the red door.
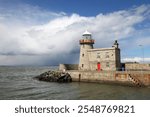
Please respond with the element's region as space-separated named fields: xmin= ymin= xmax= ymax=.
xmin=97 ymin=62 xmax=101 ymax=71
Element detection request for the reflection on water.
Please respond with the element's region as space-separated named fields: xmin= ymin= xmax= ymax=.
xmin=0 ymin=66 xmax=150 ymax=100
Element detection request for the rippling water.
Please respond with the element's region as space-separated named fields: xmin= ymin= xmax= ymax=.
xmin=0 ymin=66 xmax=150 ymax=100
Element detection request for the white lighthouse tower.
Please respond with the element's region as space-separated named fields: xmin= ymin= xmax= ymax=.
xmin=78 ymin=30 xmax=95 ymax=70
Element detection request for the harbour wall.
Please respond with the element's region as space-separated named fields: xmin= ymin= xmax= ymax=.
xmin=67 ymin=70 xmax=150 ymax=86
xmin=59 ymin=64 xmax=78 ymax=70
xmin=125 ymin=63 xmax=150 ymax=71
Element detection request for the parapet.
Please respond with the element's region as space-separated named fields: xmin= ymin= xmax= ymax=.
xmin=79 ymin=39 xmax=95 ymax=44
xmin=59 ymin=64 xmax=78 ymax=71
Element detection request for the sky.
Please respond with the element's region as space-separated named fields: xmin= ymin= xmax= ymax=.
xmin=0 ymin=0 xmax=150 ymax=66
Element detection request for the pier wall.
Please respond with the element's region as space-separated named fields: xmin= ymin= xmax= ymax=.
xmin=59 ymin=64 xmax=78 ymax=71
xmin=67 ymin=70 xmax=150 ymax=86
xmin=125 ymin=63 xmax=150 ymax=70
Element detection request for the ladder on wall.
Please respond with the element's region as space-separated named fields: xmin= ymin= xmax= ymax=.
xmin=128 ymin=74 xmax=143 ymax=87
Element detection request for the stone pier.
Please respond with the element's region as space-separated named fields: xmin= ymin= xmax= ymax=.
xmin=67 ymin=70 xmax=150 ymax=87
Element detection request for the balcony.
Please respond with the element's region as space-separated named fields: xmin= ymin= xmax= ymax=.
xmin=79 ymin=39 xmax=95 ymax=44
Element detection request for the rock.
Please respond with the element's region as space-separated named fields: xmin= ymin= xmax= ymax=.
xmin=34 ymin=70 xmax=72 ymax=83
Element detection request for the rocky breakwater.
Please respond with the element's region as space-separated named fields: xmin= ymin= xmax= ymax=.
xmin=34 ymin=70 xmax=72 ymax=83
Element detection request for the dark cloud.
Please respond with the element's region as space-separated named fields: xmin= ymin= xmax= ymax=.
xmin=0 ymin=4 xmax=150 ymax=65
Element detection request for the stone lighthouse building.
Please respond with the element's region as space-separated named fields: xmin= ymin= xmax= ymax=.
xmin=59 ymin=31 xmax=121 ymax=71
xmin=78 ymin=30 xmax=95 ymax=70
xmin=79 ymin=31 xmax=121 ymax=71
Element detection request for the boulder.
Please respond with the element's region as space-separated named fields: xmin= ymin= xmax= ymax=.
xmin=34 ymin=70 xmax=72 ymax=83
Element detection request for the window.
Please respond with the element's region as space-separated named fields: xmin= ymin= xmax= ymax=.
xmin=82 ymin=54 xmax=84 ymax=57
xmin=97 ymin=53 xmax=100 ymax=58
xmin=97 ymin=55 xmax=100 ymax=58
xmin=105 ymin=52 xmax=109 ymax=58
xmin=106 ymin=62 xmax=109 ymax=67
xmin=82 ymin=64 xmax=84 ymax=67
xmin=106 ymin=55 xmax=109 ymax=58
xmin=85 ymin=35 xmax=91 ymax=39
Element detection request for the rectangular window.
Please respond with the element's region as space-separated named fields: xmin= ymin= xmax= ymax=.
xmin=82 ymin=54 xmax=84 ymax=57
xmin=106 ymin=62 xmax=109 ymax=67
xmin=106 ymin=55 xmax=109 ymax=58
xmin=105 ymin=52 xmax=109 ymax=58
xmin=82 ymin=64 xmax=84 ymax=67
xmin=97 ymin=53 xmax=100 ymax=58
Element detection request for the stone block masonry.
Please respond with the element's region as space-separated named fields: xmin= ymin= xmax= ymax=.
xmin=67 ymin=70 xmax=150 ymax=87
xmin=125 ymin=63 xmax=150 ymax=71
xmin=78 ymin=31 xmax=121 ymax=71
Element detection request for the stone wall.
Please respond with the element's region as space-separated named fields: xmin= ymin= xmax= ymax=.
xmin=67 ymin=70 xmax=150 ymax=86
xmin=59 ymin=64 xmax=78 ymax=71
xmin=125 ymin=63 xmax=150 ymax=70
xmin=68 ymin=71 xmax=129 ymax=83
xmin=79 ymin=44 xmax=93 ymax=70
xmin=87 ymin=48 xmax=121 ymax=71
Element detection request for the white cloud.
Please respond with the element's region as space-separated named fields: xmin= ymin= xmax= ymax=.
xmin=0 ymin=4 xmax=150 ymax=65
xmin=122 ymin=57 xmax=150 ymax=63
xmin=0 ymin=4 xmax=66 ymax=26
xmin=135 ymin=35 xmax=150 ymax=46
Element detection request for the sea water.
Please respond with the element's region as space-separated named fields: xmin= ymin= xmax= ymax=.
xmin=0 ymin=66 xmax=150 ymax=100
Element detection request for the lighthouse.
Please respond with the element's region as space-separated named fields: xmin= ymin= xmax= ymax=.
xmin=60 ymin=30 xmax=121 ymax=71
xmin=78 ymin=30 xmax=95 ymax=70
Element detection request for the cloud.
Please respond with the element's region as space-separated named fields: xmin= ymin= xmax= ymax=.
xmin=122 ymin=57 xmax=150 ymax=63
xmin=0 ymin=4 xmax=150 ymax=65
xmin=135 ymin=35 xmax=150 ymax=46
xmin=0 ymin=3 xmax=66 ymax=26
